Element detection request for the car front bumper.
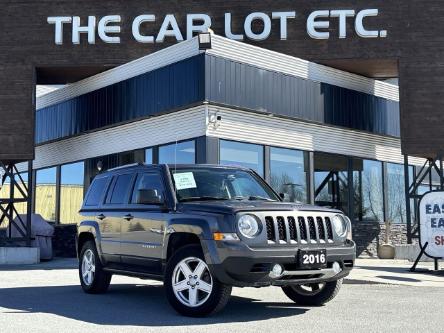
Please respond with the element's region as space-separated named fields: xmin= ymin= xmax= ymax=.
xmin=204 ymin=240 xmax=356 ymax=287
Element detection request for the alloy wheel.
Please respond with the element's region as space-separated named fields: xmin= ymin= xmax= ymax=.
xmin=81 ymin=249 xmax=96 ymax=286
xmin=172 ymin=256 xmax=213 ymax=307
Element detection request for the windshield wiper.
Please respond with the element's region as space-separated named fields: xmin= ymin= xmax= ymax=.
xmin=233 ymin=196 xmax=277 ymax=202
xmin=180 ymin=196 xmax=230 ymax=202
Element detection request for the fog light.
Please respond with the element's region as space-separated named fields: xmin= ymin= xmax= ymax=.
xmin=332 ymin=262 xmax=342 ymax=275
xmin=269 ymin=264 xmax=284 ymax=278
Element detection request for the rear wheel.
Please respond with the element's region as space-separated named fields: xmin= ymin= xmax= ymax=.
xmin=164 ymin=245 xmax=232 ymax=317
xmin=79 ymin=240 xmax=112 ymax=294
xmin=282 ymin=279 xmax=343 ymax=306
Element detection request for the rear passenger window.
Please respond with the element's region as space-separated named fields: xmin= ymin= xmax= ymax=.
xmin=108 ymin=174 xmax=134 ymax=204
xmin=85 ymin=177 xmax=108 ymax=206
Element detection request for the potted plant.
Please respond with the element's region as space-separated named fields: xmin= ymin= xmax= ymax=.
xmin=378 ymin=219 xmax=396 ymax=259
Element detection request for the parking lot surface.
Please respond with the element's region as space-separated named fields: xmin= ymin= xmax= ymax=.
xmin=0 ymin=259 xmax=443 ymax=333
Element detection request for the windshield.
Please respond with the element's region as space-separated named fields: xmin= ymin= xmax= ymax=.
xmin=170 ymin=167 xmax=280 ymax=202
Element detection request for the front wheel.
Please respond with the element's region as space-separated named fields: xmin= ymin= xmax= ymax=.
xmin=164 ymin=245 xmax=232 ymax=317
xmin=79 ymin=240 xmax=112 ymax=294
xmin=282 ymin=279 xmax=343 ymax=306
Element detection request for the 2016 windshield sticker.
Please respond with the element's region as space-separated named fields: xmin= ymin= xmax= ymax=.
xmin=173 ymin=172 xmax=197 ymax=190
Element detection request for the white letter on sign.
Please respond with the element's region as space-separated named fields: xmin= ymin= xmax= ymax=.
xmin=72 ymin=16 xmax=96 ymax=44
xmin=98 ymin=15 xmax=121 ymax=43
xmin=244 ymin=12 xmax=271 ymax=41
xmin=224 ymin=13 xmax=244 ymax=40
xmin=47 ymin=17 xmax=72 ymax=45
xmin=355 ymin=9 xmax=386 ymax=38
xmin=156 ymin=15 xmax=184 ymax=43
xmin=133 ymin=15 xmax=156 ymax=43
xmin=272 ymin=12 xmax=296 ymax=40
xmin=307 ymin=10 xmax=330 ymax=39
xmin=187 ymin=14 xmax=212 ymax=40
xmin=330 ymin=10 xmax=355 ymax=38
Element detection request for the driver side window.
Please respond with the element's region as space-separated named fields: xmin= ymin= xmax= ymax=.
xmin=131 ymin=172 xmax=165 ymax=204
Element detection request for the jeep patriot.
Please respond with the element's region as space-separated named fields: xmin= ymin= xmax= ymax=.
xmin=76 ymin=164 xmax=355 ymax=316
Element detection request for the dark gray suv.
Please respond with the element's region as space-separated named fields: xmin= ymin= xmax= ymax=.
xmin=76 ymin=164 xmax=355 ymax=317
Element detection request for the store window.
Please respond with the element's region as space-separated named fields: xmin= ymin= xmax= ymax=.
xmin=0 ymin=172 xmax=28 ymax=219
xmin=270 ymin=147 xmax=308 ymax=203
xmin=145 ymin=148 xmax=153 ymax=164
xmin=386 ymin=163 xmax=415 ymax=224
xmin=35 ymin=167 xmax=57 ymax=222
xmin=219 ymin=140 xmax=264 ymax=176
xmin=60 ymin=162 xmax=85 ymax=224
xmin=314 ymin=153 xmax=349 ymax=215
xmin=159 ymin=140 xmax=195 ymax=164
xmin=353 ymin=159 xmax=384 ymax=222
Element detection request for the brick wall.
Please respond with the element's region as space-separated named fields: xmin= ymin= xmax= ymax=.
xmin=352 ymin=222 xmax=413 ymax=258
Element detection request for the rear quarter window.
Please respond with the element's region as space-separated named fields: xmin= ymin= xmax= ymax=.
xmin=84 ymin=177 xmax=109 ymax=207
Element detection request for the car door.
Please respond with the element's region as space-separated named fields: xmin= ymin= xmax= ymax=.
xmin=83 ymin=175 xmax=121 ymax=261
xmin=120 ymin=171 xmax=168 ymax=272
xmin=100 ymin=172 xmax=136 ymax=262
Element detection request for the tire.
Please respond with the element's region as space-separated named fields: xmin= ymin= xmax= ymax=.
xmin=79 ymin=240 xmax=112 ymax=294
xmin=282 ymin=279 xmax=343 ymax=306
xmin=164 ymin=244 xmax=232 ymax=317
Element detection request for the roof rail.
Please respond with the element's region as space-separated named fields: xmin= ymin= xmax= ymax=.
xmin=107 ymin=162 xmax=145 ymax=172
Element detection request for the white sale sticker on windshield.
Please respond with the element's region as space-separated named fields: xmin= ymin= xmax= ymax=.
xmin=173 ymin=172 xmax=197 ymax=190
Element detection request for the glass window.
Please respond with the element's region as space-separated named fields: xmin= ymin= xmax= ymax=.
xmin=145 ymin=148 xmax=153 ymax=164
xmin=108 ymin=174 xmax=134 ymax=204
xmin=60 ymin=162 xmax=85 ymax=224
xmin=131 ymin=173 xmax=165 ymax=204
xmin=35 ymin=167 xmax=57 ymax=222
xmin=170 ymin=167 xmax=279 ymax=202
xmin=85 ymin=177 xmax=109 ymax=206
xmin=159 ymin=140 xmax=195 ymax=164
xmin=314 ymin=153 xmax=349 ymax=215
xmin=0 ymin=172 xmax=28 ymax=219
xmin=220 ymin=140 xmax=264 ymax=176
xmin=270 ymin=147 xmax=308 ymax=203
xmin=353 ymin=159 xmax=384 ymax=222
xmin=386 ymin=163 xmax=416 ymax=224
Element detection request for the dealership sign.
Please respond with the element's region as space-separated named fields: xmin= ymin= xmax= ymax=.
xmin=47 ymin=9 xmax=388 ymax=45
xmin=419 ymin=191 xmax=444 ymax=258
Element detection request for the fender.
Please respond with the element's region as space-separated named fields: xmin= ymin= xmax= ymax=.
xmin=162 ymin=216 xmax=217 ymax=263
xmin=77 ymin=220 xmax=105 ymax=263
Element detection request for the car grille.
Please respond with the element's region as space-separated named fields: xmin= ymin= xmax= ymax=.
xmin=264 ymin=215 xmax=334 ymax=244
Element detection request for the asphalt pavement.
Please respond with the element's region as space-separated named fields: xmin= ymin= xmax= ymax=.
xmin=0 ymin=259 xmax=443 ymax=333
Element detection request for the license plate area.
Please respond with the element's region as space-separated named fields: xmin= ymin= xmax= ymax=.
xmin=298 ymin=249 xmax=327 ymax=269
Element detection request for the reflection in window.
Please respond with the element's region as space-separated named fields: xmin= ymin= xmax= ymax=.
xmin=354 ymin=159 xmax=384 ymax=222
xmin=314 ymin=153 xmax=349 ymax=215
xmin=0 ymin=172 xmax=28 ymax=222
xmin=35 ymin=167 xmax=57 ymax=222
xmin=145 ymin=148 xmax=153 ymax=164
xmin=270 ymin=147 xmax=308 ymax=203
xmin=159 ymin=141 xmax=195 ymax=164
xmin=60 ymin=162 xmax=85 ymax=224
xmin=220 ymin=140 xmax=264 ymax=176
xmin=386 ymin=163 xmax=415 ymax=224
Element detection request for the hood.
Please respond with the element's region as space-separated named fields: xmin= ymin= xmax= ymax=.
xmin=178 ymin=200 xmax=342 ymax=215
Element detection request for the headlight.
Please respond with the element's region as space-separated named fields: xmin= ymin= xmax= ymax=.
xmin=331 ymin=214 xmax=348 ymax=238
xmin=237 ymin=215 xmax=261 ymax=238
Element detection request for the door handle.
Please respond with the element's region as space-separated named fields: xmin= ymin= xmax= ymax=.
xmin=96 ymin=214 xmax=106 ymax=220
xmin=123 ymin=214 xmax=134 ymax=221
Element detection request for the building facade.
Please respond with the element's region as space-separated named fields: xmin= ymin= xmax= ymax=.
xmin=11 ymin=35 xmax=436 ymax=256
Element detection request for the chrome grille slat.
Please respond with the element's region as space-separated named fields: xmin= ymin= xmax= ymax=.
xmin=264 ymin=213 xmax=335 ymax=245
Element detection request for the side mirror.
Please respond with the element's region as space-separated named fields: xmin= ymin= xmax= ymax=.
xmin=136 ymin=189 xmax=164 ymax=205
xmin=279 ymin=193 xmax=285 ymax=199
